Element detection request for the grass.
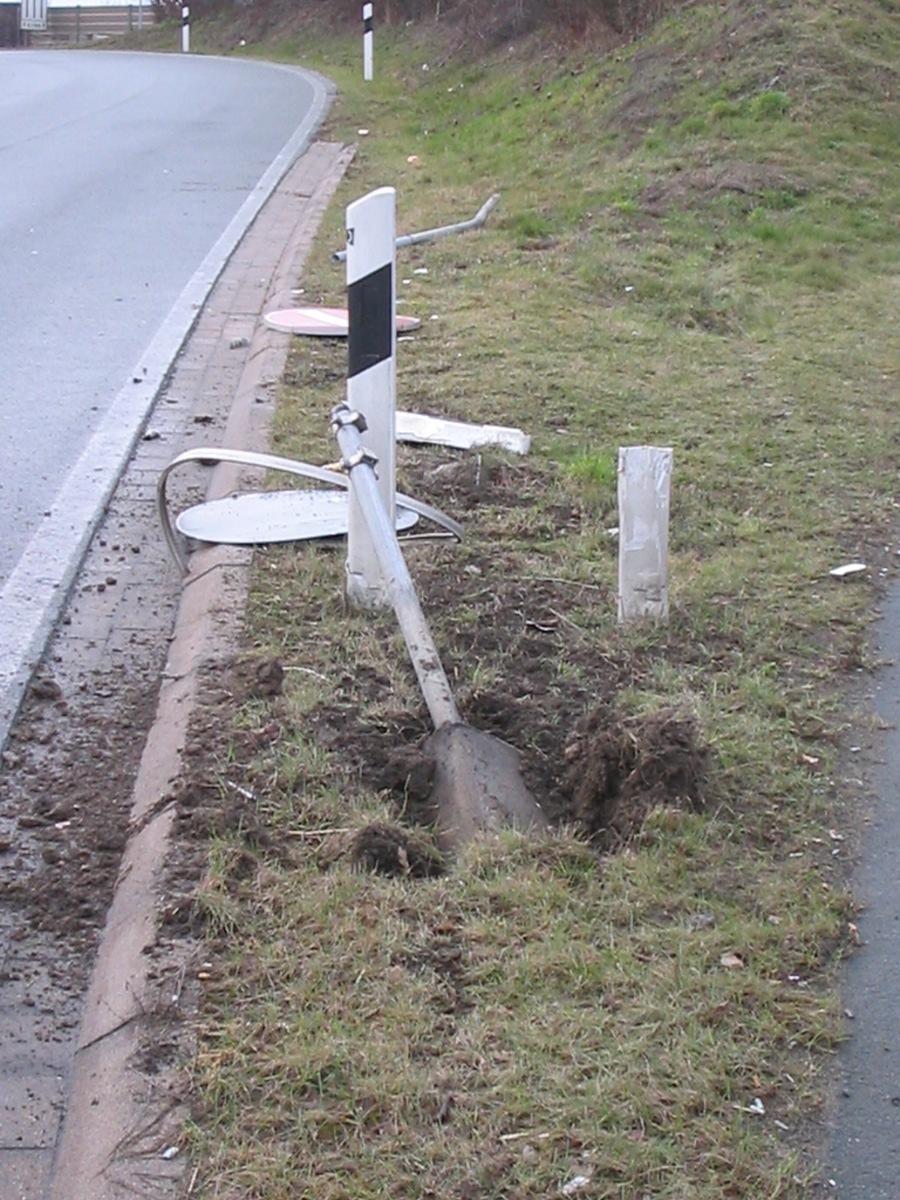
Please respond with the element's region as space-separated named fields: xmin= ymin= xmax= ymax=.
xmin=134 ymin=1 xmax=900 ymax=1196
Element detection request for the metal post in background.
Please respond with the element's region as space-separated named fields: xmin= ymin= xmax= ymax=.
xmin=344 ymin=186 xmax=397 ymax=609
xmin=181 ymin=4 xmax=189 ymax=52
xmin=363 ymin=2 xmax=373 ymax=81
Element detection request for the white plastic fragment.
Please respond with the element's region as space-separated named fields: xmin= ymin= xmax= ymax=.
xmin=396 ymin=411 xmax=530 ymax=455
xmin=829 ymin=562 xmax=866 ymax=577
xmin=732 ymin=1098 xmax=765 ymax=1116
xmin=161 ymin=1146 xmax=180 ymax=1160
xmin=561 ymin=1175 xmax=592 ymax=1196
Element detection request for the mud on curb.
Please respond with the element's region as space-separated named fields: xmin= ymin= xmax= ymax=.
xmin=0 ymin=140 xmax=353 ymax=1200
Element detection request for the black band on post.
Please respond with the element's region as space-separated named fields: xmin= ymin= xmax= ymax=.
xmin=347 ymin=262 xmax=392 ymax=379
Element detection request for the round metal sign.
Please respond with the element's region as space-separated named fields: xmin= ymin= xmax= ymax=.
xmin=263 ymin=306 xmax=421 ymax=337
xmin=176 ymin=490 xmax=419 ymax=545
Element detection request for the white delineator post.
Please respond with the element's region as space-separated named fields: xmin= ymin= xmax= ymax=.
xmin=363 ymin=2 xmax=373 ymax=81
xmin=344 ymin=186 xmax=397 ymax=609
xmin=181 ymin=4 xmax=190 ymax=52
xmin=617 ymin=446 xmax=673 ymax=623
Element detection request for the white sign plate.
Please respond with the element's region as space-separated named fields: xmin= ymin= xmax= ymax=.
xmin=263 ymin=306 xmax=420 ymax=338
xmin=176 ymin=489 xmax=418 ymax=545
xmin=20 ymin=0 xmax=48 ymax=30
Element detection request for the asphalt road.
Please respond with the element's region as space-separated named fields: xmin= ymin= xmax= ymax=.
xmin=0 ymin=49 xmax=331 ymax=744
xmin=829 ymin=584 xmax=900 ymax=1198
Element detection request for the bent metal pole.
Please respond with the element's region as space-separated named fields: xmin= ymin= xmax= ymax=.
xmin=331 ymin=404 xmax=461 ymax=731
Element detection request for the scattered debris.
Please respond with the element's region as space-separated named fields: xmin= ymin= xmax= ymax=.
xmin=29 ymin=676 xmax=63 ymax=703
xmin=561 ymin=1174 xmax=592 ymax=1196
xmin=397 ymin=410 xmax=531 ymax=455
xmin=247 ymin=658 xmax=285 ymax=699
xmin=720 ymin=952 xmax=745 ymax=969
xmin=829 ymin=562 xmax=866 ymax=578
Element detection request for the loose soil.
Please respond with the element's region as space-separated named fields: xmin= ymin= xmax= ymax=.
xmin=153 ymin=439 xmax=710 ymax=903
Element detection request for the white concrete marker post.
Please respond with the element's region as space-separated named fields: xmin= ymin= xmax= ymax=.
xmin=617 ymin=446 xmax=673 ymax=623
xmin=345 ymin=186 xmax=397 ymax=609
xmin=363 ymin=2 xmax=373 ymax=81
xmin=181 ymin=4 xmax=190 ymax=52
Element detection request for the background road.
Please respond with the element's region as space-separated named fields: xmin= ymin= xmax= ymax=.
xmin=0 ymin=49 xmax=331 ymax=742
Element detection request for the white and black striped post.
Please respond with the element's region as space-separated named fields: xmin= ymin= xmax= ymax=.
xmin=344 ymin=186 xmax=397 ymax=609
xmin=362 ymin=2 xmax=373 ymax=82
xmin=181 ymin=4 xmax=190 ymax=52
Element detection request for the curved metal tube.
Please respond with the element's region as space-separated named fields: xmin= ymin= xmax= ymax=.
xmin=332 ymin=406 xmax=461 ymax=729
xmin=156 ymin=446 xmax=463 ymax=573
xmin=332 ymin=194 xmax=501 ymax=263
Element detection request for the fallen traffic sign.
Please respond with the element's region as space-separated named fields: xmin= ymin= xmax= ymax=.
xmin=263 ymin=306 xmax=421 ymax=337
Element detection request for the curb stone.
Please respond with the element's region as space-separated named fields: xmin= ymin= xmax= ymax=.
xmin=46 ymin=140 xmax=354 ymax=1200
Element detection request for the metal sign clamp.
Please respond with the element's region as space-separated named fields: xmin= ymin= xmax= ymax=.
xmin=341 ymin=447 xmax=379 ymax=473
xmin=331 ymin=407 xmax=368 ymax=433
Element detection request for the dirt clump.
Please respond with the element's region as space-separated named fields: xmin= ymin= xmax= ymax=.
xmin=563 ymin=704 xmax=707 ymax=845
xmin=349 ymin=822 xmax=447 ymax=879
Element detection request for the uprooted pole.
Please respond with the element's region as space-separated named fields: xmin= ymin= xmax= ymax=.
xmin=332 ymin=403 xmax=548 ymax=851
xmin=332 ymin=405 xmax=460 ymax=730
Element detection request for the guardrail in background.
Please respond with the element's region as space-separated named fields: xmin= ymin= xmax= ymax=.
xmin=29 ymin=5 xmax=155 ymax=44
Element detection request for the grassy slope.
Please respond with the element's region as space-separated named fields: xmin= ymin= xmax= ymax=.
xmin=172 ymin=2 xmax=900 ymax=1197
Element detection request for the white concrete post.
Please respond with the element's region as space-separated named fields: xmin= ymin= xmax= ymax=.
xmin=363 ymin=3 xmax=373 ymax=81
xmin=181 ymin=4 xmax=189 ymax=52
xmin=617 ymin=446 xmax=672 ymax=623
xmin=344 ymin=186 xmax=397 ymax=609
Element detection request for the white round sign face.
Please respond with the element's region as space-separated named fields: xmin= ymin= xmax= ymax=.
xmin=263 ymin=306 xmax=421 ymax=337
xmin=176 ymin=490 xmax=419 ymax=544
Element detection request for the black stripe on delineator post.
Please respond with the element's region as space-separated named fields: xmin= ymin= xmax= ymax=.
xmin=348 ymin=262 xmax=392 ymax=379
xmin=363 ymin=3 xmax=373 ymax=81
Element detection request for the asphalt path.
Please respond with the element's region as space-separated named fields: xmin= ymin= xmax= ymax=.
xmin=0 ymin=49 xmax=332 ymax=745
xmin=829 ymin=585 xmax=900 ymax=1198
